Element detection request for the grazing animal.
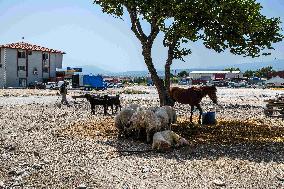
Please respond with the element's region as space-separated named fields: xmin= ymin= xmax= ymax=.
xmin=85 ymin=94 xmax=122 ymax=115
xmin=155 ymin=107 xmax=170 ymax=130
xmin=152 ymin=130 xmax=189 ymax=151
xmin=85 ymin=94 xmax=108 ymax=115
xmin=148 ymin=106 xmax=159 ymax=113
xmin=105 ymin=95 xmax=122 ymax=114
xmin=169 ymin=86 xmax=218 ymax=124
xmin=127 ymin=104 xmax=139 ymax=111
xmin=114 ymin=107 xmax=136 ymax=137
xmin=127 ymin=110 xmax=162 ymax=143
xmin=159 ymin=106 xmax=177 ymax=125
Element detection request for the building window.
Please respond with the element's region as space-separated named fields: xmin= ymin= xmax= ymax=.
xmin=43 ymin=67 xmax=49 ymax=73
xmin=0 ymin=64 xmax=2 ymax=68
xmin=43 ymin=53 xmax=49 ymax=60
xmin=33 ymin=68 xmax=38 ymax=75
xmin=18 ymin=66 xmax=26 ymax=71
xmin=43 ymin=60 xmax=48 ymax=67
xmin=18 ymin=51 xmax=26 ymax=58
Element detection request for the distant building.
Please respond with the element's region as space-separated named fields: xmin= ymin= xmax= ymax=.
xmin=54 ymin=67 xmax=83 ymax=82
xmin=266 ymin=76 xmax=284 ymax=87
xmin=189 ymin=71 xmax=243 ymax=81
xmin=268 ymin=71 xmax=284 ymax=79
xmin=0 ymin=42 xmax=65 ymax=88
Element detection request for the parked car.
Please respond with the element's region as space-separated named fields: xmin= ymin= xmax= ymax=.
xmin=45 ymin=81 xmax=69 ymax=90
xmin=45 ymin=82 xmax=57 ymax=89
xmin=27 ymin=82 xmax=46 ymax=89
xmin=107 ymin=83 xmax=115 ymax=88
xmin=115 ymin=83 xmax=124 ymax=88
xmin=178 ymin=81 xmax=188 ymax=85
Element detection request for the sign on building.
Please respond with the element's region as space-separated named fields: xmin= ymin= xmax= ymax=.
xmin=67 ymin=67 xmax=82 ymax=72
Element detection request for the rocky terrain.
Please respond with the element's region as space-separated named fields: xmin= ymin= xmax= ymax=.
xmin=0 ymin=87 xmax=283 ymax=188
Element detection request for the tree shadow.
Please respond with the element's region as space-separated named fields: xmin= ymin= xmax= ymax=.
xmin=61 ymin=116 xmax=284 ymax=163
xmin=102 ymin=118 xmax=284 ymax=163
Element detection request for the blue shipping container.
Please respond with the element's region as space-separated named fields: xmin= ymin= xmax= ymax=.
xmin=83 ymin=75 xmax=106 ymax=90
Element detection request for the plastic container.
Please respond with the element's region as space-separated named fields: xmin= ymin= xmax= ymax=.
xmin=202 ymin=112 xmax=216 ymax=125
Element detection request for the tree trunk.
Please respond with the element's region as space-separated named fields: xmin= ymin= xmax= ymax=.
xmin=127 ymin=9 xmax=174 ymax=106
xmin=164 ymin=64 xmax=171 ymax=93
xmin=164 ymin=42 xmax=175 ymax=93
xmin=142 ymin=45 xmax=174 ymax=106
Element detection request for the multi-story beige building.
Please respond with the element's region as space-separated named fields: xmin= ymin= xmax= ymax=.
xmin=0 ymin=42 xmax=65 ymax=88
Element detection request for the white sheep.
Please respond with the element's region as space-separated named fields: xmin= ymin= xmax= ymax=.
xmin=114 ymin=107 xmax=136 ymax=136
xmin=160 ymin=106 xmax=177 ymax=124
xmin=155 ymin=107 xmax=170 ymax=130
xmin=127 ymin=109 xmax=161 ymax=143
xmin=126 ymin=104 xmax=139 ymax=111
xmin=148 ymin=106 xmax=159 ymax=112
xmin=152 ymin=130 xmax=189 ymax=151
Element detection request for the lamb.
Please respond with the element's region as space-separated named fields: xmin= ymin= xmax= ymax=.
xmin=127 ymin=109 xmax=161 ymax=143
xmin=152 ymin=130 xmax=189 ymax=151
xmin=114 ymin=107 xmax=136 ymax=136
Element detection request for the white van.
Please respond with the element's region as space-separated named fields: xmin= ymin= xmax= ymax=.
xmin=45 ymin=81 xmax=69 ymax=90
xmin=45 ymin=82 xmax=57 ymax=89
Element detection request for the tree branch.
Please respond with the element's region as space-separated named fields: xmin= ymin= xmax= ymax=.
xmin=126 ymin=7 xmax=147 ymax=43
xmin=148 ymin=17 xmax=160 ymax=44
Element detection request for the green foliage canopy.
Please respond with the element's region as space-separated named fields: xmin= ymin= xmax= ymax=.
xmin=177 ymin=70 xmax=189 ymax=78
xmin=94 ymin=0 xmax=283 ymax=105
xmin=244 ymin=66 xmax=276 ymax=78
xmin=94 ymin=0 xmax=283 ymax=59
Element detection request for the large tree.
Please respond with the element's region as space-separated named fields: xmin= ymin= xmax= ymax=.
xmin=94 ymin=0 xmax=283 ymax=106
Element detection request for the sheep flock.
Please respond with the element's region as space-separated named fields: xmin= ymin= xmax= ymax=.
xmin=115 ymin=105 xmax=177 ymax=142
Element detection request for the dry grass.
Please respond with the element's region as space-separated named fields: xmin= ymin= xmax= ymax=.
xmin=61 ymin=116 xmax=118 ymax=139
xmin=61 ymin=116 xmax=284 ymax=146
xmin=173 ymin=117 xmax=284 ymax=145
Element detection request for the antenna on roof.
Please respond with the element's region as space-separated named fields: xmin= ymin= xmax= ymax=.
xmin=21 ymin=37 xmax=24 ymax=42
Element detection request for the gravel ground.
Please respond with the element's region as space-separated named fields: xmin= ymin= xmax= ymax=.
xmin=0 ymin=87 xmax=283 ymax=189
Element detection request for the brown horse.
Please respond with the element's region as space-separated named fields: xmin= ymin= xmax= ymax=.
xmin=169 ymin=86 xmax=218 ymax=124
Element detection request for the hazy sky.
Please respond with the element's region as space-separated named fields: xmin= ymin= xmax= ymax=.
xmin=0 ymin=0 xmax=283 ymax=72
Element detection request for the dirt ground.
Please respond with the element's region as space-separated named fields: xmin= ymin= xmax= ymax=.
xmin=0 ymin=87 xmax=283 ymax=188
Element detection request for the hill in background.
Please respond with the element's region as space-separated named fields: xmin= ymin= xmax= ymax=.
xmin=69 ymin=59 xmax=284 ymax=77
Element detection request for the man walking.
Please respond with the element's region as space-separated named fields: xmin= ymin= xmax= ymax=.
xmin=60 ymin=81 xmax=69 ymax=105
